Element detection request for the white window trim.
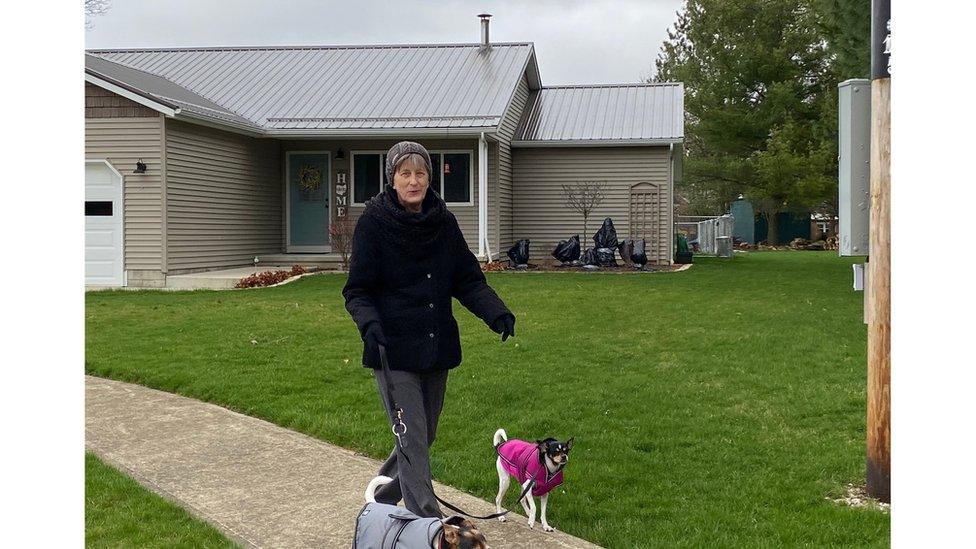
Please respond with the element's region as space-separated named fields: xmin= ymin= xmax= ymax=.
xmin=350 ymin=150 xmax=388 ymax=206
xmin=350 ymin=149 xmax=475 ymax=207
xmin=285 ymin=150 xmax=332 ymax=253
xmin=431 ymin=150 xmax=475 ymax=207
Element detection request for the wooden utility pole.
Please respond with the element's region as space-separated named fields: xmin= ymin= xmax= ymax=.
xmin=866 ymin=0 xmax=891 ymax=503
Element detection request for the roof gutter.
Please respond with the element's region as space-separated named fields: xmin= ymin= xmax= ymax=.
xmin=174 ymin=110 xmax=265 ymax=137
xmin=510 ymin=138 xmax=684 ymax=148
xmin=264 ymin=127 xmax=498 ymax=139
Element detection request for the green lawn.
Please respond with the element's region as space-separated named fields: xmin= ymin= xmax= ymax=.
xmin=85 ymin=453 xmax=236 ymax=548
xmin=85 ymin=251 xmax=888 ymax=548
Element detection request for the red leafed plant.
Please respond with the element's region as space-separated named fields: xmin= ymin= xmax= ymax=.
xmin=235 ymin=265 xmax=308 ymax=289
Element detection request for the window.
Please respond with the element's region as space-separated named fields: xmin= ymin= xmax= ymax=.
xmin=428 ymin=152 xmax=471 ymax=204
xmin=352 ymin=153 xmax=387 ymax=204
xmin=353 ymin=150 xmax=473 ymax=205
xmin=440 ymin=153 xmax=471 ymax=203
xmin=85 ymin=201 xmax=113 ymax=216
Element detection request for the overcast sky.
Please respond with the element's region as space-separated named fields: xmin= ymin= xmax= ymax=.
xmin=85 ymin=0 xmax=684 ymax=85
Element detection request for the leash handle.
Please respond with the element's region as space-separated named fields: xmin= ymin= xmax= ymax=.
xmin=378 ymin=344 xmax=410 ymax=455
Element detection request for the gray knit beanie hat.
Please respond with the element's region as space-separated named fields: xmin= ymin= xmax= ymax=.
xmin=385 ymin=141 xmax=433 ymax=186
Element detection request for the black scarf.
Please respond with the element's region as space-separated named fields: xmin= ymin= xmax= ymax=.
xmin=363 ymin=185 xmax=447 ymax=257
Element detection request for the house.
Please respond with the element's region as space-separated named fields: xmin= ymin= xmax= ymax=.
xmin=84 ymin=16 xmax=684 ymax=287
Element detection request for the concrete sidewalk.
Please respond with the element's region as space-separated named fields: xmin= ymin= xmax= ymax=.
xmin=85 ymin=376 xmax=601 ymax=548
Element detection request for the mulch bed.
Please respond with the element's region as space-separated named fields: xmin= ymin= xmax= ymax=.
xmin=483 ymin=261 xmax=692 ymax=273
xmin=235 ymin=265 xmax=319 ymax=288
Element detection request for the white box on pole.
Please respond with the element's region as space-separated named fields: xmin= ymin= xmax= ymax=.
xmin=838 ymin=78 xmax=871 ymax=256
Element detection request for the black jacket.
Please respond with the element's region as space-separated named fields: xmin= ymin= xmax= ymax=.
xmin=342 ymin=186 xmax=512 ymax=372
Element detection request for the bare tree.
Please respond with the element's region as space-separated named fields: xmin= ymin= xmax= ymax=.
xmin=328 ymin=215 xmax=355 ymax=270
xmin=561 ymin=180 xmax=607 ymax=240
xmin=85 ymin=0 xmax=111 ymax=28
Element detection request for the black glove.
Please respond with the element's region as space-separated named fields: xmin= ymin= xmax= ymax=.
xmin=491 ymin=314 xmax=516 ymax=342
xmin=363 ymin=322 xmax=388 ymax=355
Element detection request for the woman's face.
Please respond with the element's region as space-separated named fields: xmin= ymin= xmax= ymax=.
xmin=392 ymin=154 xmax=429 ymax=213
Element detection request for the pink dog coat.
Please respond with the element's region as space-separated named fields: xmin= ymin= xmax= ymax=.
xmin=496 ymin=439 xmax=564 ymax=497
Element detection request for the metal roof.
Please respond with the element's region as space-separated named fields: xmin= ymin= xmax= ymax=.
xmin=85 ymin=54 xmax=262 ymax=131
xmin=512 ymin=83 xmax=684 ymax=145
xmin=86 ymin=43 xmax=539 ymax=134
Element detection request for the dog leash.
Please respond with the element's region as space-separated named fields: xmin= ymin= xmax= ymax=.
xmin=434 ymin=480 xmax=534 ymax=520
xmin=377 ymin=344 xmax=411 ymax=465
xmin=376 ymin=344 xmax=534 ymax=521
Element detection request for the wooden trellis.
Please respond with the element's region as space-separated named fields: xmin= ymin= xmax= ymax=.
xmin=629 ymin=182 xmax=659 ymax=261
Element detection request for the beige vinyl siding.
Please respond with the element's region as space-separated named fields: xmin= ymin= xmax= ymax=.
xmin=85 ymin=82 xmax=160 ymax=118
xmin=495 ymin=74 xmax=531 ymax=254
xmin=513 ymin=146 xmax=672 ymax=264
xmin=85 ymin=115 xmax=165 ymax=280
xmin=280 ymin=139 xmax=481 ymax=252
xmin=165 ymin=119 xmax=282 ymax=273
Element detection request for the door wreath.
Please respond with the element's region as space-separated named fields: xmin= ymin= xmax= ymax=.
xmin=298 ymin=165 xmax=323 ymax=192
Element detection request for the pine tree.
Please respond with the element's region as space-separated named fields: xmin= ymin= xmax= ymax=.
xmin=652 ymin=0 xmax=868 ymax=244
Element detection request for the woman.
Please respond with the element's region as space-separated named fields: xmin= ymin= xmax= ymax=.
xmin=342 ymin=141 xmax=516 ymax=518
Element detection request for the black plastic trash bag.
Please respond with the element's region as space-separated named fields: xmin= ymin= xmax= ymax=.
xmin=581 ymin=247 xmax=599 ymax=266
xmin=596 ymin=247 xmax=617 ymax=267
xmin=631 ymin=239 xmax=647 ymax=267
xmin=617 ymin=239 xmax=634 ymax=266
xmin=593 ymin=217 xmax=619 ymax=250
xmin=552 ymin=235 xmax=581 ymax=264
xmin=507 ymin=239 xmax=530 ymax=267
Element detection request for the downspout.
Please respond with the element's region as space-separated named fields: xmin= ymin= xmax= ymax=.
xmin=479 ymin=132 xmax=488 ymax=259
xmin=668 ymin=143 xmax=675 ymax=264
xmin=160 ymin=115 xmax=168 ymax=276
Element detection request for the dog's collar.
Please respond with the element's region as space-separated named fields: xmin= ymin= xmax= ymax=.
xmin=537 ymin=449 xmax=566 ymax=484
xmin=543 ymin=462 xmax=565 ymax=484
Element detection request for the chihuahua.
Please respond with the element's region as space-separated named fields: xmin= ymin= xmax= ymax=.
xmin=493 ymin=428 xmax=573 ymax=532
xmin=359 ymin=475 xmax=488 ymax=549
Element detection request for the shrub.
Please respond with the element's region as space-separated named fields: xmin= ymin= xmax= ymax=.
xmin=329 ymin=216 xmax=355 ymax=270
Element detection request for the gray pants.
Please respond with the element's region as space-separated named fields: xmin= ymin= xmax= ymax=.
xmin=373 ymin=367 xmax=449 ymax=518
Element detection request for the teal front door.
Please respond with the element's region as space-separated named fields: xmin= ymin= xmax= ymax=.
xmin=287 ymin=152 xmax=330 ymax=252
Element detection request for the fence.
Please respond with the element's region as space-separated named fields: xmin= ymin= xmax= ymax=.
xmin=675 ymin=214 xmax=734 ymax=255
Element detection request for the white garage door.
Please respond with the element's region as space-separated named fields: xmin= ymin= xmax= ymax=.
xmin=85 ymin=161 xmax=124 ymax=286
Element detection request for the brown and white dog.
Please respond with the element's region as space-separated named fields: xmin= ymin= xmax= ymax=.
xmin=361 ymin=476 xmax=488 ymax=549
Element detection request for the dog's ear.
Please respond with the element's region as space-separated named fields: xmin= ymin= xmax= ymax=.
xmin=442 ymin=523 xmax=461 ymax=546
xmin=442 ymin=515 xmax=466 ymax=526
xmin=565 ymin=437 xmax=574 ymax=451
xmin=458 ymin=524 xmax=488 ymax=549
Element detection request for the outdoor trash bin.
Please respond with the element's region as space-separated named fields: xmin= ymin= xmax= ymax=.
xmin=716 ymin=236 xmax=732 ymax=258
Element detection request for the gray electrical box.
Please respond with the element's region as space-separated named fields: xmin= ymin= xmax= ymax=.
xmin=838 ymin=79 xmax=871 ymax=256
